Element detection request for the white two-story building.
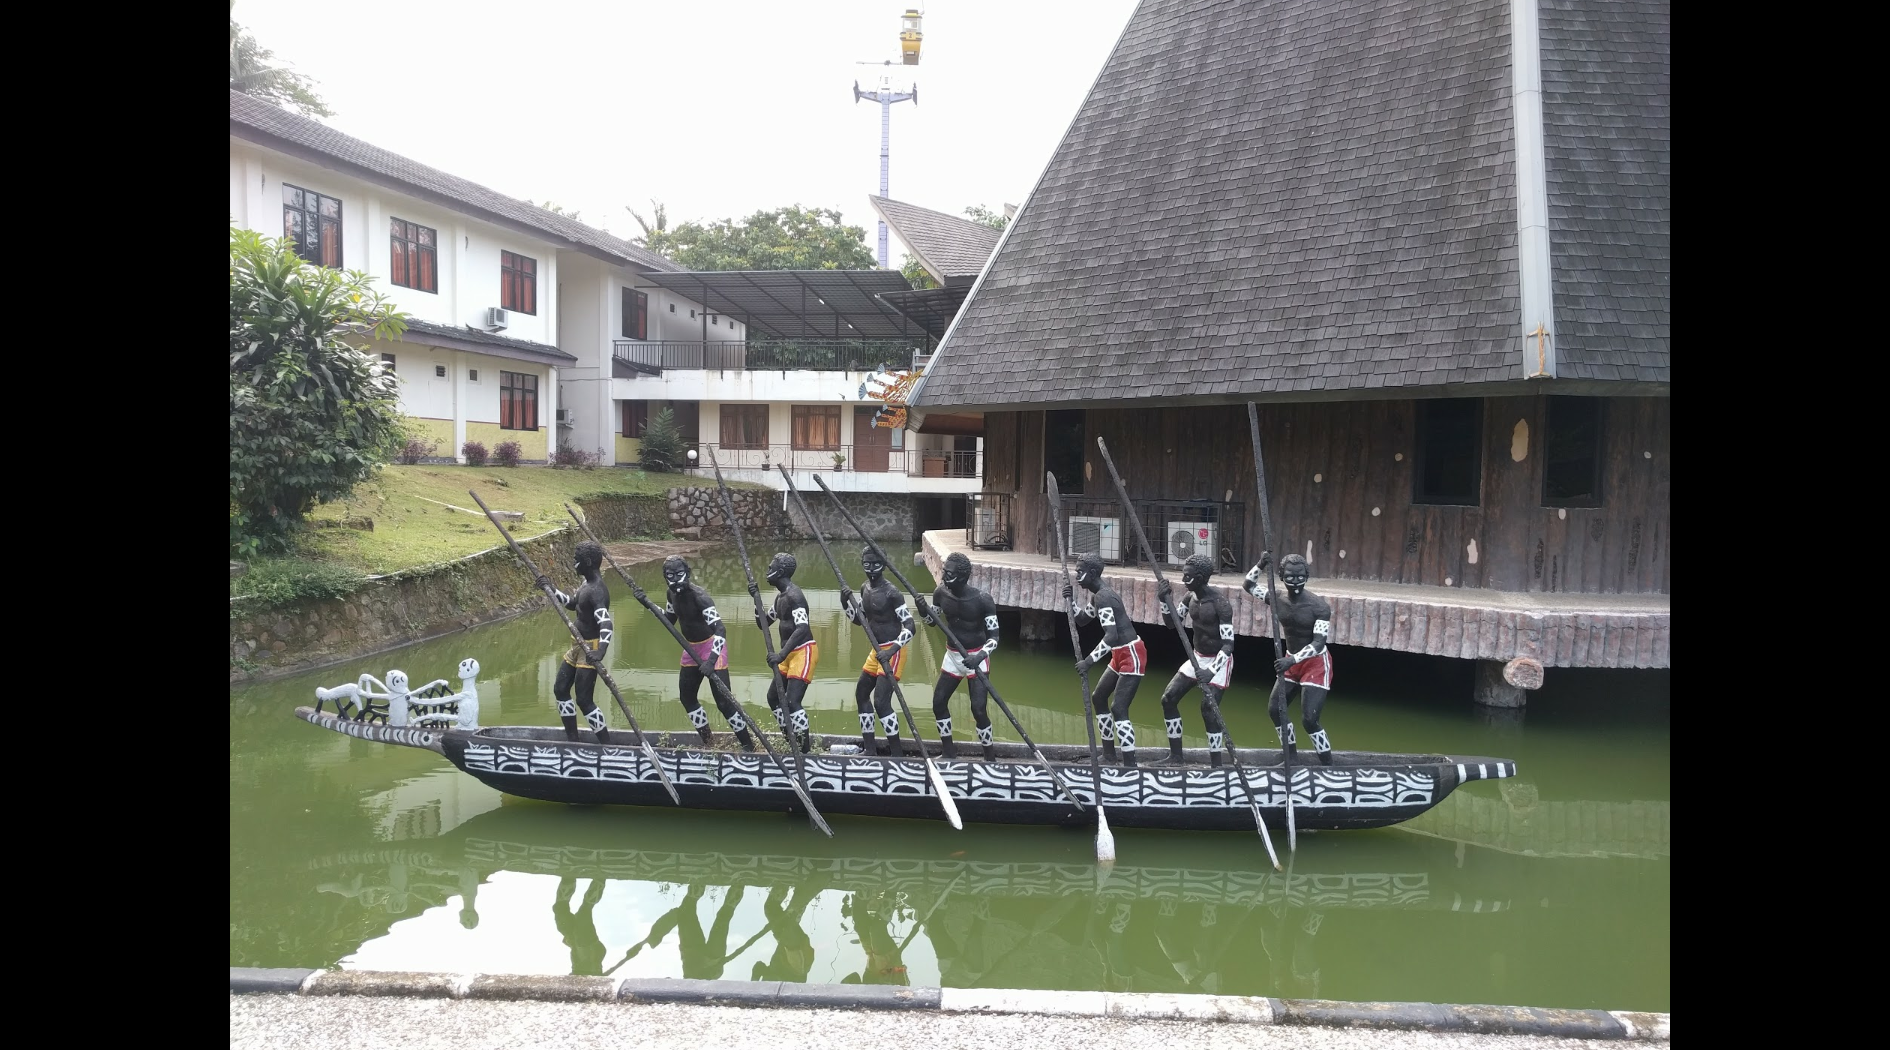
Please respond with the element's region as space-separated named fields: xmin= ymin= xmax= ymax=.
xmin=229 ymin=90 xmax=982 ymax=533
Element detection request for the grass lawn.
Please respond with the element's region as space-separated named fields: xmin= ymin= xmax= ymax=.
xmin=299 ymin=464 xmax=759 ymax=575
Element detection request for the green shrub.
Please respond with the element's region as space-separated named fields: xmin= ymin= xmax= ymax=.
xmin=235 ymin=558 xmax=366 ymax=608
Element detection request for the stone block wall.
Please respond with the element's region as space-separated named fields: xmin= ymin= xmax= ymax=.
xmin=572 ymin=493 xmax=669 ymax=540
xmin=779 ymin=491 xmax=914 ymax=542
xmin=666 ymin=487 xmax=793 ymax=539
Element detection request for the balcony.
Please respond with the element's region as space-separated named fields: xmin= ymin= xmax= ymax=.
xmin=686 ymin=442 xmax=979 ymax=480
xmin=613 ymin=338 xmax=923 ymax=374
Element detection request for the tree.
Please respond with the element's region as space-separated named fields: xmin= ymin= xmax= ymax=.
xmin=964 ymin=204 xmax=1010 ymax=231
xmin=899 ymin=255 xmax=938 ymax=290
xmin=642 ymin=205 xmax=877 ymax=271
xmin=230 ymin=3 xmax=333 ymax=117
xmin=626 ymin=200 xmax=669 ymax=246
xmin=535 ymin=201 xmax=582 ymax=221
xmin=231 ymin=227 xmax=409 ymax=556
xmin=638 ymin=406 xmax=685 ymax=473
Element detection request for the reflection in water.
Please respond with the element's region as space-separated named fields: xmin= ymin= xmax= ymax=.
xmin=293 ymin=803 xmax=1667 ymax=1008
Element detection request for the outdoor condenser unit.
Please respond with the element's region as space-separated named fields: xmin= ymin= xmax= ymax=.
xmin=1166 ymin=521 xmax=1217 ymax=567
xmin=1067 ymin=516 xmax=1121 ymax=562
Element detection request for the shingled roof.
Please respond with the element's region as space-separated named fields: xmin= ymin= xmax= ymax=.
xmin=1540 ymin=0 xmax=1670 ymax=382
xmin=912 ymin=0 xmax=1670 ymax=411
xmin=230 ymin=90 xmax=678 ymax=274
xmin=868 ymin=196 xmax=1003 ymax=282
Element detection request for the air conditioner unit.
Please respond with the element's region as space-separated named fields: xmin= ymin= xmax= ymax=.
xmin=970 ymin=507 xmax=1001 ymax=547
xmin=1166 ymin=521 xmax=1217 ymax=567
xmin=555 ymin=408 xmax=575 ymax=428
xmin=484 ymin=306 xmax=510 ymax=331
xmin=1067 ymin=516 xmax=1121 ymax=563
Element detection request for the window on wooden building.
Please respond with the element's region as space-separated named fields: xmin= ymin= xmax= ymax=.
xmin=622 ymin=400 xmax=648 ymax=437
xmin=499 ymin=371 xmax=538 ymax=430
xmin=1542 ymin=396 xmax=1604 ymax=508
xmin=283 ymin=184 xmax=342 ymax=268
xmin=791 ymin=405 xmax=841 ymax=450
xmin=720 ymin=405 xmax=770 ymax=450
xmin=1413 ymin=398 xmax=1482 ymax=506
xmin=501 ymin=251 xmax=537 ymax=314
xmin=623 ymin=289 xmax=648 ymax=340
xmin=1044 ymin=409 xmax=1086 ymax=495
xmin=389 ymin=218 xmax=438 ymax=293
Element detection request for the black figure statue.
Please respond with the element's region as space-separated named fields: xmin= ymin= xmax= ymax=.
xmin=1154 ymin=554 xmax=1236 ymax=767
xmin=655 ymin=556 xmax=754 ymax=751
xmin=1064 ymin=554 xmax=1149 ymax=766
xmin=842 ymin=546 xmax=915 ymax=756
xmin=538 ymin=540 xmax=614 ymax=743
xmin=758 ymin=553 xmax=816 ymax=754
xmin=1244 ymin=552 xmax=1338 ymax=764
xmin=918 ymin=552 xmax=1000 ymax=760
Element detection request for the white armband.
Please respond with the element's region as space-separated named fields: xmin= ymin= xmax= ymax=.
xmin=1089 ymin=638 xmax=1111 ymax=662
xmin=1219 ymin=623 xmax=1236 ymax=641
xmin=984 ymin=614 xmax=999 ymax=631
xmin=892 ymin=627 xmax=913 ymax=648
xmin=1289 ymin=641 xmax=1319 ymax=662
xmin=1314 ymin=618 xmax=1331 ymax=638
xmin=554 ymin=589 xmax=574 ymax=608
xmin=980 ymin=637 xmax=999 ymax=654
xmin=1158 ymin=601 xmax=1171 ymax=617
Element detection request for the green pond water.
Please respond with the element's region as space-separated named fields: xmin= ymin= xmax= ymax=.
xmin=230 ymin=541 xmax=1670 ymax=1011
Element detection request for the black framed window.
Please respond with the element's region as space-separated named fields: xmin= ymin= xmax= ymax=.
xmin=623 ymin=400 xmax=648 ymax=437
xmin=501 ymin=251 xmax=537 ymax=314
xmin=1413 ymin=398 xmax=1483 ymax=506
xmin=380 ymin=353 xmax=396 ymax=373
xmin=500 ymin=372 xmax=538 ymax=431
xmin=623 ymin=289 xmax=648 ymax=340
xmin=390 ymin=218 xmax=438 ymax=293
xmin=1044 ymin=409 xmax=1086 ymax=495
xmin=283 ymin=184 xmax=342 ymax=268
xmin=1542 ymin=396 xmax=1604 ymax=508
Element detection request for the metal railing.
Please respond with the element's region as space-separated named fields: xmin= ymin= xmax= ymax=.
xmin=1045 ymin=496 xmax=1248 ymax=572
xmin=612 ymin=339 xmax=925 ymax=374
xmin=683 ymin=442 xmax=981 ymax=479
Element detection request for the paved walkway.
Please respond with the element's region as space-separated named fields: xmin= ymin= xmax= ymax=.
xmin=230 ymin=995 xmax=1669 ymax=1050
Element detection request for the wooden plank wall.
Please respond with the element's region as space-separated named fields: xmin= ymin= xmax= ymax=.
xmin=979 ymin=396 xmax=1669 ymax=596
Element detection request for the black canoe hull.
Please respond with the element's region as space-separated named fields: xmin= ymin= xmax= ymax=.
xmin=295 ymin=708 xmax=1517 ymax=833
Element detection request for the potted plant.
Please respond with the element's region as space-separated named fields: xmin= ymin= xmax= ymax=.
xmin=831 ymin=451 xmax=847 ymax=472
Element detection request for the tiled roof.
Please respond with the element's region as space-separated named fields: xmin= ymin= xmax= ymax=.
xmin=914 ymin=0 xmax=1524 ymax=410
xmin=399 ymin=318 xmax=577 ymax=364
xmin=868 ymin=196 xmax=1003 ymax=281
xmin=1539 ymin=0 xmax=1670 ymax=383
xmin=230 ymin=90 xmax=678 ymax=273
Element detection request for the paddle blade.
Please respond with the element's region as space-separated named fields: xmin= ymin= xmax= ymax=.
xmin=924 ymin=757 xmax=964 ymax=830
xmin=1287 ymin=797 xmax=1298 ymax=853
xmin=788 ymin=780 xmax=835 ymax=838
xmin=1253 ymin=804 xmax=1283 ymax=871
xmin=644 ymin=742 xmax=683 ymax=805
xmin=1094 ymin=804 xmax=1116 ymax=866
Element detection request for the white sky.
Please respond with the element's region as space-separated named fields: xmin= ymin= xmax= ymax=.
xmin=233 ymin=0 xmax=1143 ymax=264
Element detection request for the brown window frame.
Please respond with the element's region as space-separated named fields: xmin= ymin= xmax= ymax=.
xmin=499 ymin=371 xmax=539 ymax=431
xmin=719 ymin=405 xmax=770 ymax=450
xmin=500 ymin=251 xmax=538 ymax=315
xmin=283 ymin=183 xmax=342 ymax=268
xmin=791 ymin=405 xmax=842 ymax=451
xmin=622 ymin=400 xmax=648 ymax=437
xmin=623 ymin=289 xmax=648 ymax=340
xmin=389 ymin=218 xmax=438 ymax=293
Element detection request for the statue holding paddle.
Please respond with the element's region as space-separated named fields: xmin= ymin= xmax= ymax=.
xmin=1154 ymin=554 xmax=1236 ymax=767
xmin=654 ymin=556 xmax=754 ymax=751
xmin=843 ymin=546 xmax=917 ymax=757
xmin=1245 ymin=552 xmax=1337 ymax=765
xmin=537 ymin=541 xmax=614 ymax=744
xmin=919 ymin=552 xmax=1001 ymax=760
xmin=1064 ymin=553 xmax=1149 ymax=767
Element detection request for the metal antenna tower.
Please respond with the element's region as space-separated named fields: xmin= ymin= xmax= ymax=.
xmin=853 ymin=66 xmax=917 ymax=268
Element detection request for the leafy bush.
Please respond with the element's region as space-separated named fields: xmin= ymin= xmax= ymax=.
xmin=397 ymin=436 xmax=438 ymax=465
xmin=551 ymin=445 xmax=595 ymax=469
xmin=639 ymin=406 xmax=684 ymax=473
xmin=230 ymin=227 xmax=408 ymax=556
xmin=235 ymin=558 xmax=365 ymax=608
xmin=494 ymin=440 xmax=523 ymax=467
xmin=461 ymin=441 xmax=489 ymax=466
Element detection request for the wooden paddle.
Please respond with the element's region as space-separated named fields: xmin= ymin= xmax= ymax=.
xmin=1247 ymin=403 xmax=1297 ymax=852
xmin=1046 ymin=470 xmax=1116 ymax=865
xmin=806 ymin=474 xmax=1091 ymax=817
xmin=1092 ymin=438 xmax=1282 ymax=871
xmin=778 ymin=468 xmax=962 ymax=830
xmin=467 ymin=490 xmax=680 ymax=806
xmin=561 ymin=503 xmax=833 ymax=838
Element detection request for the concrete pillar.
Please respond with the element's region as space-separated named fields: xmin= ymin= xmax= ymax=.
xmin=1018 ymin=610 xmax=1059 ymax=645
xmin=1474 ymin=659 xmax=1527 ymax=708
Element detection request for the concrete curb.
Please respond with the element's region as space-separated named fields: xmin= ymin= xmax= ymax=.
xmin=231 ymin=969 xmax=1668 ymax=1041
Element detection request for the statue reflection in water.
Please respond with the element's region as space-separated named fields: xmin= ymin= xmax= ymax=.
xmin=841 ymin=888 xmax=911 ymax=986
xmin=751 ymin=884 xmax=820 ymax=984
xmin=607 ymin=883 xmax=748 ymax=981
xmin=553 ymin=876 xmax=608 ymax=976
